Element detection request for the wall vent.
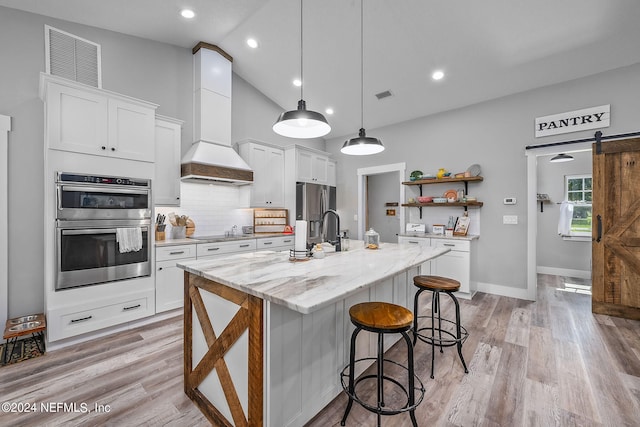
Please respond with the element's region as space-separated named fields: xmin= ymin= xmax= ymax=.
xmin=375 ymin=90 xmax=393 ymax=100
xmin=45 ymin=25 xmax=102 ymax=88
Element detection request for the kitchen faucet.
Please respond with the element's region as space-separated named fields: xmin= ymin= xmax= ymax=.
xmin=321 ymin=209 xmax=341 ymax=252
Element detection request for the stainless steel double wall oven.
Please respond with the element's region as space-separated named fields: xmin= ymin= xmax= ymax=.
xmin=55 ymin=172 xmax=152 ymax=290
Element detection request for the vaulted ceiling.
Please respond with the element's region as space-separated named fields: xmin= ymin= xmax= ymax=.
xmin=2 ymin=0 xmax=640 ymax=139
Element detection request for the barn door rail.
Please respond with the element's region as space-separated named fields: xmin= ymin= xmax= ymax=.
xmin=525 ymin=130 xmax=640 ymax=153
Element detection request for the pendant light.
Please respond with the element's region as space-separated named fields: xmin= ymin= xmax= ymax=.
xmin=341 ymin=0 xmax=384 ymax=155
xmin=550 ymin=153 xmax=574 ymax=162
xmin=273 ymin=0 xmax=330 ymax=139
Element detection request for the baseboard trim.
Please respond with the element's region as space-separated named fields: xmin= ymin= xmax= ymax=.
xmin=537 ymin=266 xmax=591 ymax=280
xmin=46 ymin=309 xmax=182 ymax=351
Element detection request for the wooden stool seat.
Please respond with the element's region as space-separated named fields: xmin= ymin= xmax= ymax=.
xmin=349 ymin=302 xmax=413 ymax=332
xmin=413 ymin=275 xmax=460 ymax=292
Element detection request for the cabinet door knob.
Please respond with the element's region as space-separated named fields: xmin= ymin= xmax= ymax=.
xmin=111 ymin=147 xmax=116 ymax=151
xmin=101 ymin=146 xmax=106 ymax=150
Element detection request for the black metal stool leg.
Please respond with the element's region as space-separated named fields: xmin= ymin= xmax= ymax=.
xmin=436 ymin=291 xmax=444 ymax=353
xmin=341 ymin=327 xmax=361 ymax=426
xmin=412 ymin=289 xmax=424 ymax=345
xmin=430 ymin=291 xmax=436 ymax=379
xmin=400 ymin=330 xmax=418 ymax=427
xmin=449 ymin=291 xmax=469 ymax=373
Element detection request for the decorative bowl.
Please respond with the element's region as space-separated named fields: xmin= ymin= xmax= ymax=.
xmin=417 ymin=196 xmax=433 ymax=203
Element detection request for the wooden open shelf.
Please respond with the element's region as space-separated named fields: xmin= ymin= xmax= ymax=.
xmin=402 ymin=176 xmax=484 ymax=218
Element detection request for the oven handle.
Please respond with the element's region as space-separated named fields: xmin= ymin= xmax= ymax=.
xmin=62 ymin=227 xmax=149 ymax=236
xmin=60 ymin=185 xmax=150 ymax=196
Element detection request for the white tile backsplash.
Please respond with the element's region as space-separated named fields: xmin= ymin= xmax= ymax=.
xmin=155 ymin=182 xmax=253 ymax=236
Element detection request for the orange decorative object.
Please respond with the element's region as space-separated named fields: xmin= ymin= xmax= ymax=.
xmin=283 ymin=225 xmax=294 ymax=234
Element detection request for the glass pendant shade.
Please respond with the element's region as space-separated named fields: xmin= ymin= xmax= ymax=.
xmin=341 ymin=128 xmax=384 ymax=155
xmin=273 ymin=99 xmax=331 ymax=139
xmin=550 ymin=153 xmax=574 ymax=162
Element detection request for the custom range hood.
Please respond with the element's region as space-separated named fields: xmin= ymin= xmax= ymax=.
xmin=181 ymin=43 xmax=253 ymax=185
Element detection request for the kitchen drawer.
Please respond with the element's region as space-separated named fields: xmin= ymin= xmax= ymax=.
xmin=197 ymin=239 xmax=257 ymax=258
xmin=398 ymin=236 xmax=430 ymax=246
xmin=47 ymin=290 xmax=155 ymax=341
xmin=432 ymin=239 xmax=470 ymax=252
xmin=256 ymin=236 xmax=294 ymax=250
xmin=156 ymin=244 xmax=197 ymax=262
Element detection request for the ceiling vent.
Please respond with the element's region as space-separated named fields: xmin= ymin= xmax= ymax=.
xmin=45 ymin=25 xmax=102 ymax=88
xmin=375 ymin=90 xmax=393 ymax=100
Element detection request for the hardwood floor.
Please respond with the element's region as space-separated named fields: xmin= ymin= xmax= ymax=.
xmin=1 ymin=274 xmax=639 ymax=426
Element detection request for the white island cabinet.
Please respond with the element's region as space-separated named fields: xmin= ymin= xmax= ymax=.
xmin=178 ymin=242 xmax=449 ymax=427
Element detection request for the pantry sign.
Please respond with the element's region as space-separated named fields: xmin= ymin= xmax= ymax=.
xmin=535 ymin=104 xmax=610 ymax=138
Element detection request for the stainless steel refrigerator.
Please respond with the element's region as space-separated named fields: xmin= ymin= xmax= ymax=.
xmin=296 ymin=182 xmax=337 ymax=245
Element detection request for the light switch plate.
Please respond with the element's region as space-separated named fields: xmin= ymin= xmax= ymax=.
xmin=503 ymin=215 xmax=518 ymax=225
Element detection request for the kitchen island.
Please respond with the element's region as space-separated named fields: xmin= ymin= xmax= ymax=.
xmin=178 ymin=241 xmax=449 ymax=427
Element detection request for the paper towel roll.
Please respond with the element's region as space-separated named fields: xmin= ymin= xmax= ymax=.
xmin=295 ymin=220 xmax=307 ymax=252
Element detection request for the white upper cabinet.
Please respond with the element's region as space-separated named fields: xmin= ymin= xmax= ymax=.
xmin=237 ymin=140 xmax=285 ymax=207
xmin=291 ymin=146 xmax=332 ymax=185
xmin=108 ymin=99 xmax=156 ymax=161
xmin=154 ymin=116 xmax=183 ymax=206
xmin=40 ymin=73 xmax=157 ymax=162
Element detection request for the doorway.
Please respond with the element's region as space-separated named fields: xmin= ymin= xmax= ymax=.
xmin=366 ymin=173 xmax=400 ymax=243
xmin=356 ymin=163 xmax=406 ymax=240
xmin=526 ymin=141 xmax=592 ymax=300
xmin=536 ymin=150 xmax=592 ymax=282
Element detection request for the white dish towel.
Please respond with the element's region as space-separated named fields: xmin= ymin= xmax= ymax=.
xmin=116 ymin=227 xmax=143 ymax=253
xmin=557 ymin=201 xmax=574 ymax=236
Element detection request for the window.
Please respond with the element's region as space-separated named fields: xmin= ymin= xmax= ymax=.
xmin=565 ymin=174 xmax=592 ymax=236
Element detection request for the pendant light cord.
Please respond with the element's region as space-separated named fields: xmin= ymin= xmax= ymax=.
xmin=360 ymin=0 xmax=364 ymax=129
xmin=300 ymin=0 xmax=304 ymax=101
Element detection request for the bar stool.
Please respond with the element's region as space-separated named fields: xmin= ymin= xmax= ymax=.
xmin=340 ymin=302 xmax=424 ymax=427
xmin=412 ymin=275 xmax=469 ymax=379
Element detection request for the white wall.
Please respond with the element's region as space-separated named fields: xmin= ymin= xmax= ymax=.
xmin=536 ymin=150 xmax=592 ymax=274
xmin=326 ymin=61 xmax=640 ymax=294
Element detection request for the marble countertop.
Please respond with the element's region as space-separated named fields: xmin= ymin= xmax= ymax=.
xmin=177 ymin=241 xmax=449 ymax=314
xmin=398 ymin=233 xmax=480 ymax=241
xmin=155 ymin=233 xmax=293 ymax=247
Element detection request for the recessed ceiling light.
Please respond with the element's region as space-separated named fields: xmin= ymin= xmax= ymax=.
xmin=180 ymin=9 xmax=195 ymax=19
xmin=247 ymin=38 xmax=258 ymax=49
xmin=293 ymin=79 xmax=302 ymax=87
xmin=432 ymin=70 xmax=445 ymax=81
xmin=325 ymin=108 xmax=334 ymax=115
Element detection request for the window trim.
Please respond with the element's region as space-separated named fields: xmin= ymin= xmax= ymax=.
xmin=565 ymin=174 xmax=592 ymax=237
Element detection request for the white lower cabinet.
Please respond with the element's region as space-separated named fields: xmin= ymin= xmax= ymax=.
xmin=397 ymin=236 xmax=431 ymax=275
xmin=155 ymin=244 xmax=196 ymax=313
xmin=431 ymin=239 xmax=475 ymax=298
xmin=398 ymin=235 xmax=476 ymax=299
xmin=47 ymin=289 xmax=155 ymax=342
